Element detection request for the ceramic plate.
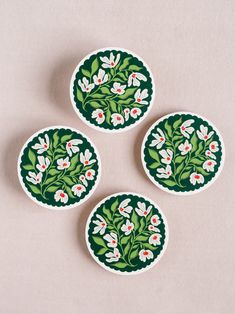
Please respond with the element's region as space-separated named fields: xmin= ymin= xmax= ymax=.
xmin=142 ymin=112 xmax=225 ymax=195
xmin=70 ymin=47 xmax=155 ymax=133
xmin=86 ymin=192 xmax=168 ymax=275
xmin=18 ymin=126 xmax=101 ymax=209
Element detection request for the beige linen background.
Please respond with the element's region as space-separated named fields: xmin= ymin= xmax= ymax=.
xmin=0 ymin=1 xmax=234 ymax=313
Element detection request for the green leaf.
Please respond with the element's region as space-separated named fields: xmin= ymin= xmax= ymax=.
xmin=118 ymin=87 xmax=136 ymax=99
xmin=148 ymin=148 xmax=160 ymax=162
xmin=197 ymin=167 xmax=210 ymax=176
xmin=109 ymin=100 xmax=117 ymax=112
xmin=48 ymin=168 xmax=60 ymax=176
xmin=175 ymin=155 xmax=185 ymax=164
xmin=91 ymin=58 xmax=99 ymax=74
xmin=92 ymin=236 xmax=106 ymax=247
xmin=100 ymin=86 xmax=111 ymax=95
xmin=53 ymin=131 xmax=59 ymax=148
xmin=90 ymin=93 xmax=105 ymax=99
xmin=190 ymin=158 xmax=203 ymax=165
xmin=119 ymin=57 xmax=131 ymax=71
xmin=173 ymin=118 xmax=182 ymax=130
xmin=175 ymin=162 xmax=185 ymax=175
xmin=139 ymin=218 xmax=145 ymax=233
xmin=149 ymin=162 xmax=160 ymax=169
xmin=62 ymin=176 xmax=74 ymax=186
xmin=47 ymin=185 xmax=59 ymax=192
xmin=22 ymin=164 xmax=34 ymax=170
xmin=97 ymin=247 xmax=108 ymax=255
xmin=118 ymin=98 xmax=132 ymax=105
xmin=64 ymin=185 xmax=76 ymax=199
xmin=81 ymin=68 xmax=90 ymax=77
xmin=191 ymin=133 xmax=198 ymax=153
xmin=117 ymin=72 xmax=126 ymax=80
xmin=28 ymin=149 xmax=36 ymax=166
xmin=131 ymin=210 xmax=139 ymax=230
xmin=163 ymin=179 xmax=177 ymax=187
xmin=164 ymin=120 xmax=172 ymax=137
xmin=70 ymin=164 xmax=82 ymax=176
xmin=121 ymin=236 xmax=130 ymax=245
xmin=128 ymin=64 xmax=142 ymax=71
xmin=181 ymin=170 xmax=191 ymax=180
xmin=111 ymin=199 xmax=119 ymax=212
xmin=44 ymin=176 xmax=56 ymax=185
xmin=144 ymin=243 xmax=158 ymax=250
xmin=112 ymin=262 xmax=128 ymax=269
xmin=102 ymin=207 xmax=112 ymax=221
xmin=69 ymin=154 xmax=79 ymax=171
xmin=60 ymin=134 xmax=72 ymax=143
xmin=76 ymin=87 xmax=84 ymax=102
xmin=105 ymin=109 xmax=111 ymax=124
xmin=135 ymin=235 xmax=148 ymax=242
xmin=124 ymin=242 xmax=131 ymax=256
xmin=195 ymin=142 xmax=204 ymax=156
xmin=29 ymin=184 xmax=41 ymax=195
xmin=89 ymin=101 xmax=102 ymax=109
xmin=129 ymin=248 xmax=139 ymax=261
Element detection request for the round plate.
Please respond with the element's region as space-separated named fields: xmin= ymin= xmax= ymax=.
xmin=86 ymin=192 xmax=168 ymax=275
xmin=70 ymin=47 xmax=155 ymax=133
xmin=18 ymin=126 xmax=101 ymax=210
xmin=142 ymin=112 xmax=225 ymax=195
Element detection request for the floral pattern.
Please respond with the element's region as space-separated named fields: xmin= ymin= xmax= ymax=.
xmin=18 ymin=127 xmax=100 ymax=208
xmin=142 ymin=113 xmax=225 ymax=194
xmin=71 ymin=48 xmax=154 ymax=131
xmin=86 ymin=194 xmax=168 ymax=274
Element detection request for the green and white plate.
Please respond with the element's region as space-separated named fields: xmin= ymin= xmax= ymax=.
xmin=86 ymin=193 xmax=168 ymax=275
xmin=142 ymin=112 xmax=225 ymax=195
xmin=70 ymin=47 xmax=155 ymax=133
xmin=18 ymin=126 xmax=101 ymax=210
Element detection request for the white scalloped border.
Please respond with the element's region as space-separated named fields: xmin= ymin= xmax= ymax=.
xmin=17 ymin=126 xmax=102 ymax=210
xmin=70 ymin=47 xmax=155 ymax=133
xmin=141 ymin=111 xmax=225 ymax=195
xmin=85 ymin=192 xmax=169 ymax=275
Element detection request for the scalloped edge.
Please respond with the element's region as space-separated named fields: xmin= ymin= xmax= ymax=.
xmin=85 ymin=192 xmax=169 ymax=275
xmin=70 ymin=47 xmax=155 ymax=133
xmin=141 ymin=111 xmax=225 ymax=195
xmin=17 ymin=126 xmax=102 ymax=210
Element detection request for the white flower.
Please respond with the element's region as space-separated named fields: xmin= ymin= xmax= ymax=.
xmin=92 ymin=109 xmax=105 ymax=124
xmin=151 ymin=215 xmax=160 ymax=226
xmin=149 ymin=233 xmax=162 ymax=246
xmin=148 ymin=225 xmax=160 ymax=233
xmin=93 ymin=214 xmax=106 ymax=235
xmin=111 ymin=113 xmax=124 ymax=126
xmin=93 ymin=69 xmax=108 ymax=85
xmin=156 ymin=165 xmax=172 ymax=178
xmin=130 ymin=108 xmax=141 ymax=119
xmin=180 ymin=119 xmax=194 ymax=138
xmin=57 ymin=157 xmax=70 ymax=170
xmin=54 ymin=190 xmax=68 ymax=204
xmin=159 ymin=149 xmax=173 ymax=164
xmin=66 ymin=139 xmax=82 ymax=157
xmin=26 ymin=172 xmax=42 ymax=185
xmin=205 ymin=149 xmax=216 ymax=159
xmin=36 ymin=156 xmax=50 ymax=172
xmin=139 ymin=249 xmax=154 ymax=262
xmin=100 ymin=52 xmax=120 ymax=68
xmin=149 ymin=128 xmax=165 ymax=149
xmin=190 ymin=173 xmax=204 ymax=185
xmin=78 ymin=77 xmax=94 ymax=93
xmin=104 ymin=232 xmax=118 ymax=248
xmin=203 ymin=160 xmax=217 ymax=172
xmin=79 ymin=174 xmax=88 ymax=187
xmin=121 ymin=219 xmax=134 ymax=236
xmin=80 ymin=149 xmax=96 ymax=166
xmin=178 ymin=139 xmax=192 ymax=155
xmin=118 ymin=199 xmax=133 ymax=218
xmin=128 ymin=72 xmax=147 ymax=87
xmin=124 ymin=108 xmax=130 ymax=121
xmin=134 ymin=89 xmax=148 ymax=105
xmin=209 ymin=141 xmax=219 ymax=152
xmin=105 ymin=248 xmax=121 ymax=263
xmin=135 ymin=202 xmax=152 ymax=217
xmin=85 ymin=169 xmax=95 ymax=180
xmin=197 ymin=125 xmax=214 ymax=141
xmin=32 ymin=134 xmax=49 ymax=154
xmin=111 ymin=82 xmax=126 ymax=95
xmin=71 ymin=184 xmax=86 ymax=197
